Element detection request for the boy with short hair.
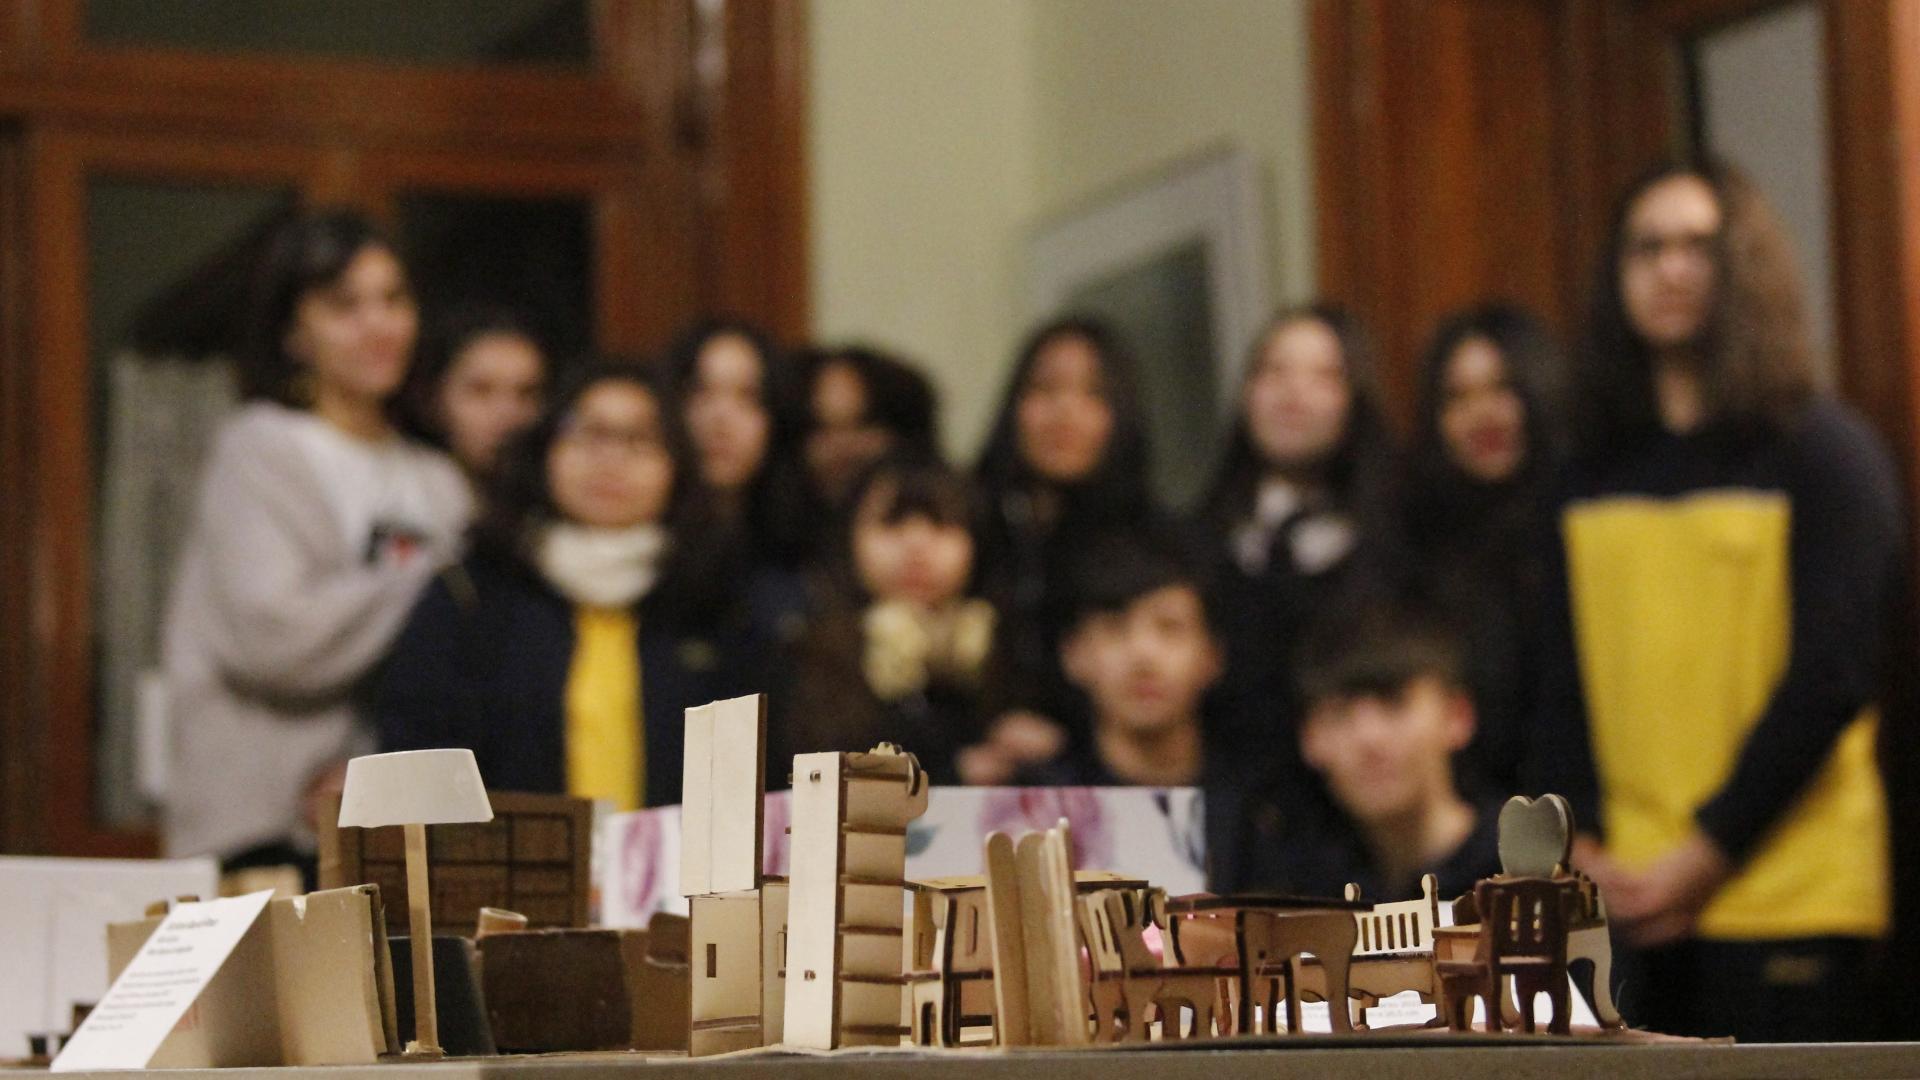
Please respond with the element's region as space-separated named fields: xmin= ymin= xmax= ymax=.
xmin=1230 ymin=607 xmax=1502 ymax=900
xmin=1019 ymin=532 xmax=1223 ymax=789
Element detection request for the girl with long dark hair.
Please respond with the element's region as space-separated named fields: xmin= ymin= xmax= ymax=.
xmin=967 ymin=316 xmax=1157 ymax=781
xmin=160 ymin=210 xmax=471 ymax=866
xmin=1197 ymin=304 xmax=1402 ymax=769
xmin=665 ymin=318 xmax=809 ymax=570
xmin=794 ymin=343 xmax=941 ymax=560
xmin=1404 ymin=303 xmax=1565 ymax=798
xmin=399 ymin=302 xmax=550 ymax=484
xmin=377 ymin=362 xmax=761 ymax=809
xmin=1540 ymin=160 xmax=1903 ymax=1041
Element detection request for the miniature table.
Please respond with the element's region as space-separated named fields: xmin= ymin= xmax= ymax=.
xmin=1161 ymin=895 xmax=1368 ymax=1036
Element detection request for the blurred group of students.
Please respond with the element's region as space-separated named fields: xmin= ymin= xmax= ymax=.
xmin=156 ymin=160 xmax=1908 ymax=1042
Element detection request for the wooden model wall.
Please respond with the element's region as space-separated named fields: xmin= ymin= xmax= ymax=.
xmin=783 ymin=745 xmax=929 ymax=1049
xmin=318 ymin=791 xmax=592 ymax=929
xmin=681 ymin=695 xmax=781 ymax=1056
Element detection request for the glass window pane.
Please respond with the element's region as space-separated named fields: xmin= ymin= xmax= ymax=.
xmin=1064 ymin=240 xmax=1219 ymax=509
xmin=1691 ymin=1 xmax=1837 ymax=388
xmin=86 ymin=0 xmax=591 ymax=69
xmin=88 ymin=179 xmax=296 ymax=828
xmin=398 ymin=192 xmax=596 ymax=363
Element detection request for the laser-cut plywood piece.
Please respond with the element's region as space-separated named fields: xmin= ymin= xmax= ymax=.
xmin=681 ymin=695 xmax=768 ymax=896
xmin=783 ymin=744 xmax=928 ymax=1049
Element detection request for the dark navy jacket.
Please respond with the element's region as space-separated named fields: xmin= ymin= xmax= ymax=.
xmin=374 ymin=546 xmax=765 ymax=807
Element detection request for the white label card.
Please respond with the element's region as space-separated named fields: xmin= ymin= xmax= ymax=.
xmin=50 ymin=890 xmax=274 ymax=1073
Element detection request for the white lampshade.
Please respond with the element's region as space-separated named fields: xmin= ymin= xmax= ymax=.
xmin=337 ymin=749 xmax=494 ymax=828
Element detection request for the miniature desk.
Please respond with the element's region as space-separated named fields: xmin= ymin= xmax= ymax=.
xmin=1162 ymin=895 xmax=1369 ymax=1035
xmin=24 ymin=1038 xmax=1920 ymax=1080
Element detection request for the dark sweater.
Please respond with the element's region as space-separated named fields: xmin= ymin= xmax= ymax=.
xmin=1234 ymin=793 xmax=1504 ymax=904
xmin=1405 ymin=479 xmax=1553 ymax=802
xmin=374 ymin=546 xmax=764 ymax=807
xmin=785 ymin=603 xmax=1003 ymax=786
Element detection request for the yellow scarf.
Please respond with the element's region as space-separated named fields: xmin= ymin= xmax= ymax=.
xmin=564 ymin=606 xmax=643 ymax=810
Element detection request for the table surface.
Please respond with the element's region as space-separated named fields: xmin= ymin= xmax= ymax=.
xmin=17 ymin=1035 xmax=1920 ymax=1080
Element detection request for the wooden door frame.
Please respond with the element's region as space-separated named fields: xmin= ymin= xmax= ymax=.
xmin=357 ymin=146 xmax=695 ymax=357
xmin=22 ymin=128 xmax=334 ymax=857
xmin=0 ymin=128 xmax=35 ymax=855
xmin=1824 ymin=1 xmax=1920 ymax=552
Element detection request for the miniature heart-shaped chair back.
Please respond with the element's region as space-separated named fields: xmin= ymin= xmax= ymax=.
xmin=1497 ymin=794 xmax=1573 ymax=877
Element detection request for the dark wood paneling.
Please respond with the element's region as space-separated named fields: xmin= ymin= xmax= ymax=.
xmin=0 ymin=130 xmax=38 ymax=854
xmin=1827 ymin=0 xmax=1920 ymax=532
xmin=1314 ymin=0 xmax=1599 ymax=427
xmin=701 ymin=0 xmax=810 ymax=345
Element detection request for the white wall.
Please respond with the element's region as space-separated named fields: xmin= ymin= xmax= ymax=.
xmin=806 ymin=0 xmax=1313 ymax=457
xmin=1026 ymin=0 xmax=1313 ymax=307
xmin=806 ymin=0 xmax=1038 ymax=458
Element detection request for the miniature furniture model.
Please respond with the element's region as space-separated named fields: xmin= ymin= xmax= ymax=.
xmin=1292 ymin=876 xmax=1446 ymax=1029
xmin=1078 ymin=889 xmax=1157 ymax=1042
xmin=784 ymin=743 xmax=930 ymax=1049
xmin=1471 ymin=793 xmax=1625 ymax=1031
xmin=337 ymin=749 xmax=495 ymax=1057
xmin=908 ymin=870 xmax=1152 ymax=1048
xmin=981 ymin=822 xmax=1087 ymax=1046
xmin=1160 ymin=894 xmax=1366 ymax=1036
xmin=681 ymin=695 xmax=787 ymax=1057
xmin=478 ymin=917 xmax=691 ymax=1052
xmin=1564 ymin=878 xmax=1624 ymax=1029
xmin=319 ymin=791 xmax=593 ymax=930
xmin=906 ymin=880 xmax=1000 ymax=1048
xmin=1434 ymin=876 xmax=1578 ymax=1035
xmin=1079 ymin=888 xmax=1223 ymax=1042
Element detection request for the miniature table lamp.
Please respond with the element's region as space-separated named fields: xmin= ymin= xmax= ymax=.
xmin=337 ymin=749 xmax=493 ymax=1057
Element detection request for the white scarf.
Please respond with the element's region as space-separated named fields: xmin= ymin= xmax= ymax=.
xmin=534 ymin=522 xmax=667 ymax=609
xmin=1231 ymin=477 xmax=1356 ymax=577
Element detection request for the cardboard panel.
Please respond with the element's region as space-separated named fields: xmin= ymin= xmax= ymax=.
xmin=265 ymin=887 xmax=394 ymax=1065
xmin=690 ymin=895 xmax=764 ymax=1030
xmin=105 ymin=887 xmax=392 ymax=1068
xmin=782 ymin=752 xmax=844 ymax=1049
xmin=320 ymin=792 xmax=592 ymax=930
xmin=759 ymin=882 xmax=789 ymax=1045
xmin=681 ymin=695 xmax=767 ymax=897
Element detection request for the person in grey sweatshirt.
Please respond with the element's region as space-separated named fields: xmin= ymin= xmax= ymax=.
xmin=159 ymin=211 xmax=471 ymax=869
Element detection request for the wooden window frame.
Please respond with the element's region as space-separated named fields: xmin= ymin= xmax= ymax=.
xmin=0 ymin=0 xmax=809 ymax=856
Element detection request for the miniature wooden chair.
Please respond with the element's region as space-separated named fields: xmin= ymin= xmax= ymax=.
xmin=1486 ymin=794 xmax=1626 ymax=1031
xmin=906 ymin=886 xmax=997 ymax=1047
xmin=1565 ymin=879 xmax=1624 ymax=1029
xmin=1436 ymin=876 xmax=1576 ymax=1035
xmin=1075 ymin=890 xmax=1149 ymax=1042
xmin=1134 ymin=891 xmax=1221 ymax=1040
xmin=983 ymin=821 xmax=1088 ymax=1046
xmin=1150 ymin=897 xmax=1238 ymax=1038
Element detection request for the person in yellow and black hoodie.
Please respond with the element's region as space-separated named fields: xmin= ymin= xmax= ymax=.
xmin=1531 ymin=160 xmax=1906 ymax=1042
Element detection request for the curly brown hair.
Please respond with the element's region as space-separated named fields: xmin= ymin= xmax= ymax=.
xmin=1577 ymin=159 xmax=1817 ymax=454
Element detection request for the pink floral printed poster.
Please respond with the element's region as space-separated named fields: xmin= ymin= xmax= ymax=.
xmin=596 ymin=786 xmax=1205 ymax=928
